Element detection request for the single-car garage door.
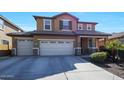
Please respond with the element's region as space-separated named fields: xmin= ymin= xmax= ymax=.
xmin=17 ymin=39 xmax=33 ymax=56
xmin=40 ymin=40 xmax=74 ymax=56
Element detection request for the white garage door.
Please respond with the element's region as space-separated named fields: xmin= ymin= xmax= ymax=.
xmin=17 ymin=39 xmax=33 ymax=56
xmin=40 ymin=40 xmax=74 ymax=56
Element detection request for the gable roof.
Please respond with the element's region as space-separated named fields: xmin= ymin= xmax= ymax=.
xmin=7 ymin=32 xmax=33 ymax=36
xmin=33 ymin=12 xmax=79 ymax=20
xmin=53 ymin=12 xmax=79 ymax=20
xmin=33 ymin=16 xmax=53 ymax=20
xmin=0 ymin=15 xmax=24 ymax=32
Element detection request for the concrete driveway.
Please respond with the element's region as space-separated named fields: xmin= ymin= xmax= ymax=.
xmin=0 ymin=56 xmax=122 ymax=80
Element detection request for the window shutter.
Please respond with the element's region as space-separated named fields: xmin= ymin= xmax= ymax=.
xmin=69 ymin=21 xmax=72 ymax=30
xmin=59 ymin=20 xmax=63 ymax=29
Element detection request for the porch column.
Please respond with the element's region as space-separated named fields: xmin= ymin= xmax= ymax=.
xmin=77 ymin=36 xmax=81 ymax=47
xmin=96 ymin=38 xmax=99 ymax=48
xmin=75 ymin=36 xmax=81 ymax=55
xmin=11 ymin=37 xmax=17 ymax=56
xmin=104 ymin=38 xmax=108 ymax=45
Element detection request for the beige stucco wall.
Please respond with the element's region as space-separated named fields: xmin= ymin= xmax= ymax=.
xmin=35 ymin=18 xmax=43 ymax=31
xmin=33 ymin=35 xmax=77 ymax=48
xmin=0 ymin=30 xmax=12 ymax=50
xmin=0 ymin=20 xmax=21 ymax=50
xmin=11 ymin=35 xmax=80 ymax=49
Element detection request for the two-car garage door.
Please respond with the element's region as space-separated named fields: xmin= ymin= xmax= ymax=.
xmin=17 ymin=39 xmax=74 ymax=56
xmin=40 ymin=40 xmax=74 ymax=56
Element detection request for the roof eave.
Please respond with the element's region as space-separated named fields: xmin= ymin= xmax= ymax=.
xmin=0 ymin=15 xmax=24 ymax=32
xmin=78 ymin=21 xmax=98 ymax=24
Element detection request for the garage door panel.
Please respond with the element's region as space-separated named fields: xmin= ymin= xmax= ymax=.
xmin=40 ymin=40 xmax=74 ymax=56
xmin=17 ymin=39 xmax=33 ymax=56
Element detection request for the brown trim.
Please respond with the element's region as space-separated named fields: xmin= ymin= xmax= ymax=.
xmin=33 ymin=16 xmax=53 ymax=20
xmin=7 ymin=31 xmax=111 ymax=37
xmin=78 ymin=21 xmax=98 ymax=24
xmin=33 ymin=12 xmax=79 ymax=21
xmin=7 ymin=35 xmax=33 ymax=37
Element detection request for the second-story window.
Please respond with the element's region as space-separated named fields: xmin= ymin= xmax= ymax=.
xmin=87 ymin=24 xmax=92 ymax=30
xmin=78 ymin=24 xmax=83 ymax=30
xmin=60 ymin=19 xmax=72 ymax=31
xmin=43 ymin=19 xmax=52 ymax=31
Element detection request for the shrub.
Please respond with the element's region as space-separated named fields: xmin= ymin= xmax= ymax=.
xmin=90 ymin=52 xmax=107 ymax=62
xmin=106 ymin=40 xmax=122 ymax=49
xmin=118 ymin=49 xmax=124 ymax=60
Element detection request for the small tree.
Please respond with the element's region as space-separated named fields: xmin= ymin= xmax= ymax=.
xmin=106 ymin=40 xmax=122 ymax=49
xmin=106 ymin=40 xmax=124 ymax=61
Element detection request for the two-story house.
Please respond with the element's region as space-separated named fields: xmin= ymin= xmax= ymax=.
xmin=8 ymin=12 xmax=111 ymax=56
xmin=0 ymin=15 xmax=23 ymax=56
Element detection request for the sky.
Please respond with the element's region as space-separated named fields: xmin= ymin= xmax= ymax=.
xmin=0 ymin=12 xmax=124 ymax=33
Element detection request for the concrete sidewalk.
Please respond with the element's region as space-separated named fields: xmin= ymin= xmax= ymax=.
xmin=40 ymin=58 xmax=123 ymax=80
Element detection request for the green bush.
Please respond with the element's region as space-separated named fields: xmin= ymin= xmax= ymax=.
xmin=118 ymin=49 xmax=124 ymax=60
xmin=90 ymin=52 xmax=107 ymax=62
xmin=106 ymin=40 xmax=122 ymax=49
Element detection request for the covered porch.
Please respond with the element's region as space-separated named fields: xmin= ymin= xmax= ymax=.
xmin=74 ymin=30 xmax=111 ymax=55
xmin=79 ymin=35 xmax=108 ymax=55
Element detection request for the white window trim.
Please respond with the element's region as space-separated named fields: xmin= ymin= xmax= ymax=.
xmin=43 ymin=19 xmax=52 ymax=31
xmin=78 ymin=24 xmax=83 ymax=30
xmin=87 ymin=24 xmax=92 ymax=30
xmin=61 ymin=19 xmax=71 ymax=31
xmin=88 ymin=38 xmax=96 ymax=49
xmin=62 ymin=19 xmax=70 ymax=21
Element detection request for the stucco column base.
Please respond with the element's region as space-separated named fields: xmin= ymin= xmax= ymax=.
xmin=11 ymin=48 xmax=16 ymax=56
xmin=33 ymin=48 xmax=39 ymax=56
xmin=74 ymin=47 xmax=81 ymax=56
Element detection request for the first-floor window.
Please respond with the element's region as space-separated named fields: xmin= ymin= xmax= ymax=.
xmin=1 ymin=40 xmax=9 ymax=45
xmin=88 ymin=38 xmax=96 ymax=48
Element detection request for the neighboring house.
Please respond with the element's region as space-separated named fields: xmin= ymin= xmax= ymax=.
xmin=99 ymin=32 xmax=124 ymax=46
xmin=8 ymin=12 xmax=111 ymax=56
xmin=109 ymin=32 xmax=124 ymax=43
xmin=0 ymin=15 xmax=23 ymax=56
